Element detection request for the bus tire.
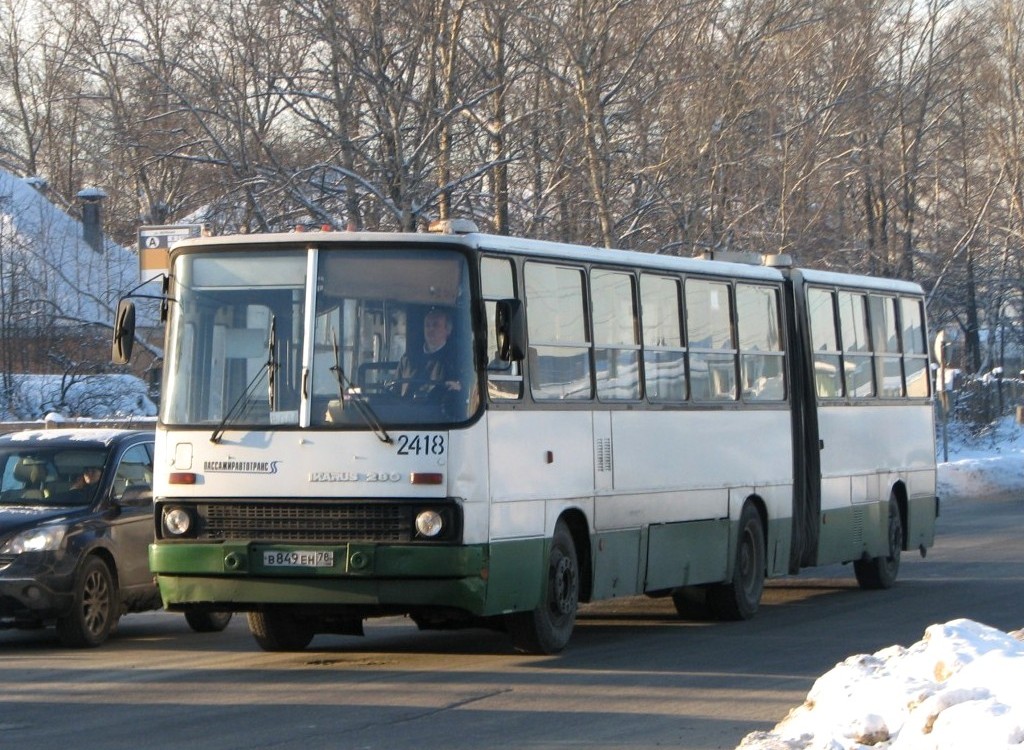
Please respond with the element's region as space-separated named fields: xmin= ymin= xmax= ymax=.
xmin=671 ymin=586 xmax=712 ymax=620
xmin=854 ymin=497 xmax=902 ymax=590
xmin=707 ymin=503 xmax=765 ymax=621
xmin=507 ymin=520 xmax=579 ymax=654
xmin=185 ymin=610 xmax=233 ymax=632
xmin=56 ymin=556 xmax=118 ymax=648
xmin=247 ymin=607 xmax=315 ymax=651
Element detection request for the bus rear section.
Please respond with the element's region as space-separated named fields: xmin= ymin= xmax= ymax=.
xmin=790 ymin=269 xmax=938 ymax=587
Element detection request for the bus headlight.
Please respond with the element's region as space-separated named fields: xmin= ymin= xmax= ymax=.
xmin=162 ymin=507 xmax=194 ymax=537
xmin=415 ymin=510 xmax=444 ymax=538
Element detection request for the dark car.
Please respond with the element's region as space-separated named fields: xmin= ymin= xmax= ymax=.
xmin=0 ymin=428 xmax=231 ymax=647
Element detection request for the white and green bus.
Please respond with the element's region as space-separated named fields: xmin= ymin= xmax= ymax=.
xmin=113 ymin=220 xmax=938 ymax=653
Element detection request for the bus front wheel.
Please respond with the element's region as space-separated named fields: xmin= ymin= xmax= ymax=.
xmin=707 ymin=503 xmax=765 ymax=621
xmin=854 ymin=497 xmax=902 ymax=590
xmin=185 ymin=610 xmax=233 ymax=632
xmin=507 ymin=520 xmax=579 ymax=654
xmin=247 ymin=607 xmax=315 ymax=651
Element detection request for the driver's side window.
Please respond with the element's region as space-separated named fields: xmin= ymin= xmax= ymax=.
xmin=112 ymin=444 xmax=153 ymax=503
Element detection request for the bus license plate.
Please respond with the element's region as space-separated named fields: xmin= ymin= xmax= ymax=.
xmin=263 ymin=550 xmax=334 ymax=568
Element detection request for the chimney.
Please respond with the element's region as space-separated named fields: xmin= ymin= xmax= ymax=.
xmin=77 ymin=186 xmax=108 ymax=253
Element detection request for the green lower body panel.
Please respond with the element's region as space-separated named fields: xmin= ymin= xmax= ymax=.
xmin=816 ymin=504 xmax=869 ymax=565
xmin=905 ymin=494 xmax=938 ymax=550
xmin=765 ymin=515 xmax=792 ymax=577
xmin=483 ymin=537 xmax=547 ymax=613
xmin=644 ymin=520 xmax=730 ymax=592
xmin=816 ymin=493 xmax=938 ymax=567
xmin=150 ymin=537 xmax=547 ymax=617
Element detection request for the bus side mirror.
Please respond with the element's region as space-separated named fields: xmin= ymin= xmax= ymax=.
xmin=495 ymin=299 xmax=526 ymax=362
xmin=112 ymin=299 xmax=136 ymax=365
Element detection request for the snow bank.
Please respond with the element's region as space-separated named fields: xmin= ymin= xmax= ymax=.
xmin=738 ymin=619 xmax=1024 ymax=749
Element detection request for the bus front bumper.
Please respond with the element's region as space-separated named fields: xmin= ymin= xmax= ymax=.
xmin=150 ymin=541 xmax=491 ymax=614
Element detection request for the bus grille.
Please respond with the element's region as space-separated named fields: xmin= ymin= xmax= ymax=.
xmin=196 ymin=502 xmax=410 ymax=543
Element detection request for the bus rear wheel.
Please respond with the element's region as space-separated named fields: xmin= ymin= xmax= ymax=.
xmin=247 ymin=607 xmax=315 ymax=651
xmin=854 ymin=497 xmax=902 ymax=590
xmin=707 ymin=503 xmax=765 ymax=621
xmin=507 ymin=520 xmax=579 ymax=654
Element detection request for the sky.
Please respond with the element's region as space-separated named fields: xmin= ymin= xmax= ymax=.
xmin=737 ymin=417 xmax=1024 ymax=750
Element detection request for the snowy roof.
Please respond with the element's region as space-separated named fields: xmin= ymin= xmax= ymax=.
xmin=0 ymin=171 xmax=144 ymax=327
xmin=0 ymin=427 xmax=151 ymax=447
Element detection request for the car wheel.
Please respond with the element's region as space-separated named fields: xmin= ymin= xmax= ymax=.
xmin=56 ymin=556 xmax=118 ymax=648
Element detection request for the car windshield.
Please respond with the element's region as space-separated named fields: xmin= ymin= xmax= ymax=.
xmin=0 ymin=447 xmax=109 ymax=507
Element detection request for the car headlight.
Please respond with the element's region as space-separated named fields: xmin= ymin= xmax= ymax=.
xmin=0 ymin=524 xmax=68 ymax=554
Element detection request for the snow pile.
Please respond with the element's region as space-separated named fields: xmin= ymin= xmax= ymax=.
xmin=938 ymin=453 xmax=1024 ymax=501
xmin=937 ymin=416 xmax=1024 ymax=502
xmin=0 ymin=373 xmax=156 ymax=421
xmin=738 ymin=619 xmax=1024 ymax=749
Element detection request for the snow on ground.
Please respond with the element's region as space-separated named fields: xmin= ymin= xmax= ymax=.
xmin=738 ymin=619 xmax=1024 ymax=749
xmin=937 ymin=417 xmax=1024 ymax=503
xmin=738 ymin=417 xmax=1024 ymax=750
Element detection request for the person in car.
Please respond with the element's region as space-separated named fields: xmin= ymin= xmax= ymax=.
xmin=71 ymin=466 xmax=102 ymax=490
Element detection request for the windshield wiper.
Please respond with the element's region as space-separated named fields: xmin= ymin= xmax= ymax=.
xmin=210 ymin=315 xmax=278 ymax=444
xmin=329 ymin=330 xmax=393 ymax=444
xmin=267 ymin=316 xmax=277 ymax=411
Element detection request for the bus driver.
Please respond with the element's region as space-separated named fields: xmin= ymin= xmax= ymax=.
xmin=392 ymin=308 xmax=462 ymax=398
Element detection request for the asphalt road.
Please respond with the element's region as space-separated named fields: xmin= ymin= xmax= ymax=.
xmin=2 ymin=491 xmax=1021 ymax=750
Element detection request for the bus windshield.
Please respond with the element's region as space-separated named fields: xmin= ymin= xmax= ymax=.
xmin=162 ymin=246 xmax=478 ymax=429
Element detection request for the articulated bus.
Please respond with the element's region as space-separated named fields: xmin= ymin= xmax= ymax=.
xmin=113 ymin=220 xmax=938 ymax=653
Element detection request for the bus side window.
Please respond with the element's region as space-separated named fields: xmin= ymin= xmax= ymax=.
xmin=736 ymin=283 xmax=786 ymax=401
xmin=525 ymin=263 xmax=592 ymax=401
xmin=808 ymin=288 xmax=843 ymax=399
xmin=870 ymin=295 xmax=904 ymax=398
xmin=640 ymin=274 xmax=686 ymax=402
xmin=838 ymin=291 xmax=874 ymax=398
xmin=901 ymin=297 xmax=930 ymax=398
xmin=482 ymin=257 xmax=522 ymax=401
xmin=592 ymin=269 xmax=640 ymax=401
xmin=686 ymin=278 xmax=736 ymax=401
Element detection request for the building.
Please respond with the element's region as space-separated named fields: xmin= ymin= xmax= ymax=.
xmin=0 ymin=172 xmax=159 ymax=419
